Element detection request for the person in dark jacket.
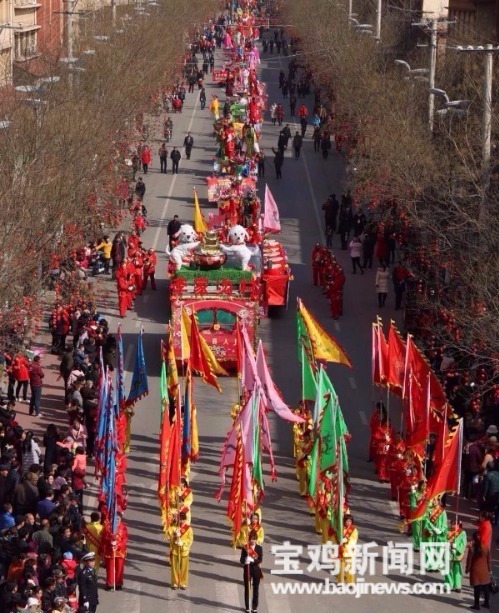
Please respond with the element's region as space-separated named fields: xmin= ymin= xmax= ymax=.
xmin=78 ymin=552 xmax=99 ymax=613
xmin=271 ymin=148 xmax=284 ymax=179
xmin=170 ymin=147 xmax=181 ymax=174
xmin=240 ymin=531 xmax=263 ymax=613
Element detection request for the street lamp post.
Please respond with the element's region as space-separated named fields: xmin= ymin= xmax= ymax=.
xmin=375 ymin=0 xmax=381 ymax=42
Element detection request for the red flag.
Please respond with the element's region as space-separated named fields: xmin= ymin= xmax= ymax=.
xmin=386 ymin=321 xmax=405 ymax=395
xmin=403 ymin=335 xmax=447 ymax=414
xmin=189 ymin=312 xmax=221 ymax=392
xmin=263 ymin=184 xmax=281 ymax=233
xmin=158 ymin=380 xmax=181 ymax=531
xmin=409 ymin=419 xmax=463 ymax=521
xmin=227 ymin=432 xmax=245 ymax=538
xmin=372 ymin=320 xmax=389 ymax=386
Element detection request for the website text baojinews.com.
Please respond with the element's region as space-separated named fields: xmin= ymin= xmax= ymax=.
xmin=270 ymin=579 xmax=450 ymax=598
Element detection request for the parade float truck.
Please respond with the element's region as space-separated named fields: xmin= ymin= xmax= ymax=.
xmin=167 ymin=223 xmax=292 ymax=370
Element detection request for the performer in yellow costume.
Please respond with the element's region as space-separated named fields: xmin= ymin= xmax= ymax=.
xmin=336 ymin=514 xmax=358 ymax=584
xmin=169 ymin=512 xmax=193 ymax=590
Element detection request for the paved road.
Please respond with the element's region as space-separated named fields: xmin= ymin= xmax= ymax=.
xmin=92 ymin=45 xmax=498 ymax=613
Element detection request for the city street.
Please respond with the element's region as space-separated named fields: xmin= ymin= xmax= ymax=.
xmin=53 ymin=44 xmax=497 ymax=612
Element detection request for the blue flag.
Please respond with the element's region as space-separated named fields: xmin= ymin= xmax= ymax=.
xmin=126 ymin=328 xmax=149 ymax=408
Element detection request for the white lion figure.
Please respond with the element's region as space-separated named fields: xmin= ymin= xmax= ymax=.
xmin=220 ymin=224 xmax=260 ymax=271
xmin=165 ymin=224 xmax=200 ymax=270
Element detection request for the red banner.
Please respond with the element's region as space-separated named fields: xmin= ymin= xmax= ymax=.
xmin=206 ymin=176 xmax=256 ymax=202
xmin=212 ymin=69 xmax=228 ymax=83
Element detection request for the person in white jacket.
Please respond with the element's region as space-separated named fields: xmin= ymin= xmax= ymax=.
xmin=375 ymin=265 xmax=390 ymax=307
xmin=348 ymin=236 xmax=364 ymax=274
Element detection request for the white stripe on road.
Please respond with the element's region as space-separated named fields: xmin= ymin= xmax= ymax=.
xmin=348 ymin=377 xmax=357 ymax=390
xmin=152 ymin=96 xmax=200 ymax=253
xmin=135 ymin=319 xmax=142 ymax=329
xmin=358 ymin=410 xmax=368 ymax=426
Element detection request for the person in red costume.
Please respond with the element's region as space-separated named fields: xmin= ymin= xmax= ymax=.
xmin=102 ymin=513 xmax=128 ymax=590
xmin=387 ymin=433 xmax=406 ymax=502
xmin=477 ymin=511 xmax=493 ymax=549
xmin=116 ymin=269 xmax=131 ymax=319
xmin=311 ymin=244 xmax=324 ymax=287
xmin=142 ymin=248 xmax=157 ymax=290
xmin=328 ymin=263 xmax=345 ymax=320
xmin=368 ymin=402 xmax=387 ymax=462
xmin=373 ymin=415 xmax=394 ymax=482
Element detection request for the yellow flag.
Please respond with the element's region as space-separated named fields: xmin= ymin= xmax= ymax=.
xmin=193 ymin=188 xmax=208 ymax=233
xmin=180 ymin=307 xmax=228 ymax=376
xmin=297 ymin=298 xmax=352 ymax=368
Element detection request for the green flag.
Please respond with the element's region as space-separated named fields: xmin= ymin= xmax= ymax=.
xmin=307 ymin=437 xmax=319 ymax=498
xmin=319 ymin=395 xmax=336 ymax=472
xmin=301 ymin=346 xmax=318 ymax=402
xmin=252 ymin=390 xmax=264 ymax=490
xmin=160 ymin=360 xmax=168 ymax=418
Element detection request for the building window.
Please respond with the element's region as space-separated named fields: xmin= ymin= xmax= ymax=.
xmin=14 ymin=30 xmax=38 ymax=61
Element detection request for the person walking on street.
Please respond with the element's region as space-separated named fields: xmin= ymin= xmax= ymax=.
xmin=200 ymin=87 xmax=206 ymax=110
xmin=375 ymin=265 xmax=390 ymax=307
xmin=272 ymin=148 xmax=284 ymax=179
xmin=465 ymin=531 xmax=491 ymax=610
xmin=277 ymin=131 xmax=287 ymax=154
xmin=392 ymin=261 xmax=410 ymax=310
xmin=293 ymin=132 xmax=303 ymax=158
xmin=141 ymin=145 xmax=151 ymax=174
xmin=313 ymin=126 xmax=321 ymax=152
xmin=282 ymin=124 xmax=292 ymax=149
xmin=170 ymin=147 xmax=181 ymax=174
xmin=289 ymin=93 xmax=297 ymax=116
xmin=183 ymin=133 xmax=194 ymax=160
xmin=362 ymin=231 xmax=375 ymax=270
xmin=321 ymin=131 xmax=331 ymax=159
xmin=240 ymin=530 xmax=263 ymax=613
xmin=29 ymin=355 xmax=44 ymax=417
xmin=135 ymin=177 xmax=146 ymax=201
xmin=349 ymin=236 xmax=364 ymax=274
xmin=167 ymin=215 xmax=181 ymax=249
xmin=270 ymin=102 xmax=277 ymax=125
xmin=158 ymin=143 xmax=168 ymax=174
xmin=300 ymin=115 xmax=308 ymax=138
xmin=257 ymin=151 xmax=265 ymax=178
xmin=276 ymin=103 xmax=284 ymax=126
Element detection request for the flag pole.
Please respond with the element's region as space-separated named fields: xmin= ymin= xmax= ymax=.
xmin=455 ymin=419 xmax=463 ymax=523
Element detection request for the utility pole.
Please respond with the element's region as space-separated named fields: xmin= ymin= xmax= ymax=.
xmin=456 ymin=44 xmax=499 ymax=225
xmin=412 ymin=17 xmax=455 ymax=132
xmin=428 ymin=19 xmax=437 ymax=132
xmin=375 ymin=0 xmax=381 ymax=42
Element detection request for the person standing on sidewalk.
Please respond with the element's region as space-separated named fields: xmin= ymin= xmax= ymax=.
xmin=158 ymin=143 xmax=168 ymax=174
xmin=28 ymin=355 xmax=44 ymax=417
xmin=170 ymin=147 xmax=181 ymax=174
xmin=465 ymin=531 xmax=491 ymax=610
xmin=348 ymin=236 xmax=364 ymax=274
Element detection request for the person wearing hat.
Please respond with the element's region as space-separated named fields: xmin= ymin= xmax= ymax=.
xmin=169 ymin=511 xmax=193 ymax=590
xmin=78 ymin=552 xmax=98 ymax=612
